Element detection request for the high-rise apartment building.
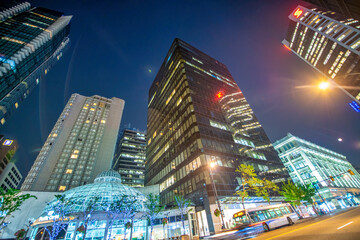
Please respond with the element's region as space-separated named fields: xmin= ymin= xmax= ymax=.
xmin=0 ymin=1 xmax=71 ymax=125
xmin=274 ymin=133 xmax=360 ymax=210
xmin=146 ymin=39 xmax=289 ymax=234
xmin=112 ymin=128 xmax=146 ymax=187
xmin=283 ymin=5 xmax=360 ymax=105
xmin=21 ymin=94 xmax=124 ymax=192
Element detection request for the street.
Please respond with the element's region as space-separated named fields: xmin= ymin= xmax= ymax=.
xmin=206 ymin=207 xmax=360 ymax=240
xmin=254 ymin=206 xmax=360 ymax=240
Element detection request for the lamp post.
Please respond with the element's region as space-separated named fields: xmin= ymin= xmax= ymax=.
xmin=317 ymin=72 xmax=360 ymax=106
xmin=209 ymin=162 xmax=225 ymax=229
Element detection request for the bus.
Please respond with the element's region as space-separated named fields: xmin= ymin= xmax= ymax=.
xmin=232 ymin=203 xmax=299 ymax=232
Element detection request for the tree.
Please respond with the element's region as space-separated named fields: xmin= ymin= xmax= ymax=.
xmin=279 ymin=181 xmax=316 ymax=217
xmin=144 ymin=194 xmax=165 ymax=240
xmin=298 ymin=183 xmax=317 ymax=215
xmin=43 ymin=195 xmax=72 ymax=240
xmin=174 ymin=195 xmax=192 ymax=236
xmin=120 ymin=196 xmax=137 ymax=240
xmin=69 ymin=195 xmax=101 ymax=240
xmin=235 ymin=164 xmax=257 ymax=210
xmin=252 ymin=178 xmax=279 ymax=203
xmin=0 ymin=188 xmax=37 ymax=231
xmin=104 ymin=197 xmax=126 ymax=240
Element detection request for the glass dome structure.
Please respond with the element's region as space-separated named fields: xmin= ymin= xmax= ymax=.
xmin=41 ymin=169 xmax=147 ymax=215
xmin=32 ymin=170 xmax=149 ymax=240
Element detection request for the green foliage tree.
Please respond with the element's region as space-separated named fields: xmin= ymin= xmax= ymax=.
xmin=235 ymin=164 xmax=257 ymax=210
xmin=279 ymin=181 xmax=317 ymax=216
xmin=144 ymin=194 xmax=165 ymax=240
xmin=0 ymin=188 xmax=37 ymax=231
xmin=235 ymin=164 xmax=278 ymax=208
xmin=252 ymin=178 xmax=279 ymax=203
xmin=174 ymin=195 xmax=192 ymax=236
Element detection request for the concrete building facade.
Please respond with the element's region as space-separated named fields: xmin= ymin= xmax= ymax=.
xmin=21 ymin=93 xmax=125 ymax=192
xmin=274 ymin=133 xmax=360 ymax=210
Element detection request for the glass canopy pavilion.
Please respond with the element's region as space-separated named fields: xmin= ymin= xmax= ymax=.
xmin=30 ymin=170 xmax=148 ymax=240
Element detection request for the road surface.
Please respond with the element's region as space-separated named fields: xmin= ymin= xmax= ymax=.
xmin=254 ymin=206 xmax=360 ymax=240
xmin=206 ymin=206 xmax=360 ymax=240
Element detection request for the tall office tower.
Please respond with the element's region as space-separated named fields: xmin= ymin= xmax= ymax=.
xmin=303 ymin=0 xmax=360 ymax=20
xmin=274 ymin=133 xmax=360 ymax=210
xmin=146 ymin=39 xmax=289 ymax=234
xmin=283 ymin=5 xmax=360 ymax=108
xmin=21 ymin=94 xmax=124 ymax=192
xmin=0 ymin=1 xmax=71 ymax=125
xmin=112 ymin=128 xmax=146 ymax=187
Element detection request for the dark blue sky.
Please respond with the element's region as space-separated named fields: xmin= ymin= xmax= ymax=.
xmin=1 ymin=0 xmax=359 ymax=177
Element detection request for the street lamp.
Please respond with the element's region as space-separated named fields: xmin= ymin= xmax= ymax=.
xmin=318 ymin=81 xmax=330 ymax=90
xmin=209 ymin=162 xmax=225 ymax=229
xmin=317 ymin=73 xmax=360 ymax=106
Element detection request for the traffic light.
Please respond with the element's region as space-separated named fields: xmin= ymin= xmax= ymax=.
xmin=329 ymin=176 xmax=335 ymax=181
xmin=348 ymin=169 xmax=355 ymax=175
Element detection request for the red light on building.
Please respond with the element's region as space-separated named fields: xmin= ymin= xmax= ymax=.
xmin=284 ymin=44 xmax=291 ymax=51
xmin=216 ymin=91 xmax=224 ymax=99
xmin=293 ymin=8 xmax=303 ymax=18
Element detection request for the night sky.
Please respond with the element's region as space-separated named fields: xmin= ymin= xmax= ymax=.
xmin=1 ymin=0 xmax=359 ymax=178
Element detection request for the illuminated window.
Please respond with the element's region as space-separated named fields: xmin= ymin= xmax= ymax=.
xmin=153 ymin=131 xmax=157 ymax=138
xmin=86 ymin=120 xmax=90 ymax=123
xmin=93 ymin=103 xmax=97 ymax=106
xmin=83 ymin=106 xmax=88 ymax=110
xmin=101 ymin=120 xmax=106 ymax=124
xmin=148 ymin=138 xmax=152 ymax=144
xmin=210 ymin=120 xmax=228 ymax=131
xmin=166 ymin=90 xmax=176 ymax=105
xmin=176 ymin=97 xmax=182 ymax=106
xmin=45 ymin=69 xmax=48 ymax=74
xmin=52 ymin=133 xmax=58 ymax=137
xmin=90 ymin=108 xmax=95 ymax=111
xmin=66 ymin=169 xmax=73 ymax=174
xmin=15 ymin=102 xmax=18 ymax=109
xmin=59 ymin=186 xmax=66 ymax=191
xmin=70 ymin=154 xmax=78 ymax=159
xmin=73 ymin=150 xmax=79 ymax=154
xmin=1 ymin=118 xmax=5 ymax=125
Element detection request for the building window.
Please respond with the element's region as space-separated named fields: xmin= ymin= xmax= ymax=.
xmin=66 ymin=169 xmax=73 ymax=174
xmin=59 ymin=186 xmax=66 ymax=191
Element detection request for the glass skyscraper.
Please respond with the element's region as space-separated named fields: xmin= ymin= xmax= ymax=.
xmin=21 ymin=94 xmax=124 ymax=192
xmin=274 ymin=133 xmax=360 ymax=210
xmin=283 ymin=4 xmax=360 ymax=106
xmin=112 ymin=128 xmax=146 ymax=187
xmin=0 ymin=1 xmax=71 ymax=125
xmin=146 ymin=39 xmax=289 ymax=234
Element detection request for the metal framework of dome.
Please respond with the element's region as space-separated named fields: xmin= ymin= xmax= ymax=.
xmin=42 ymin=170 xmax=147 ymax=215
